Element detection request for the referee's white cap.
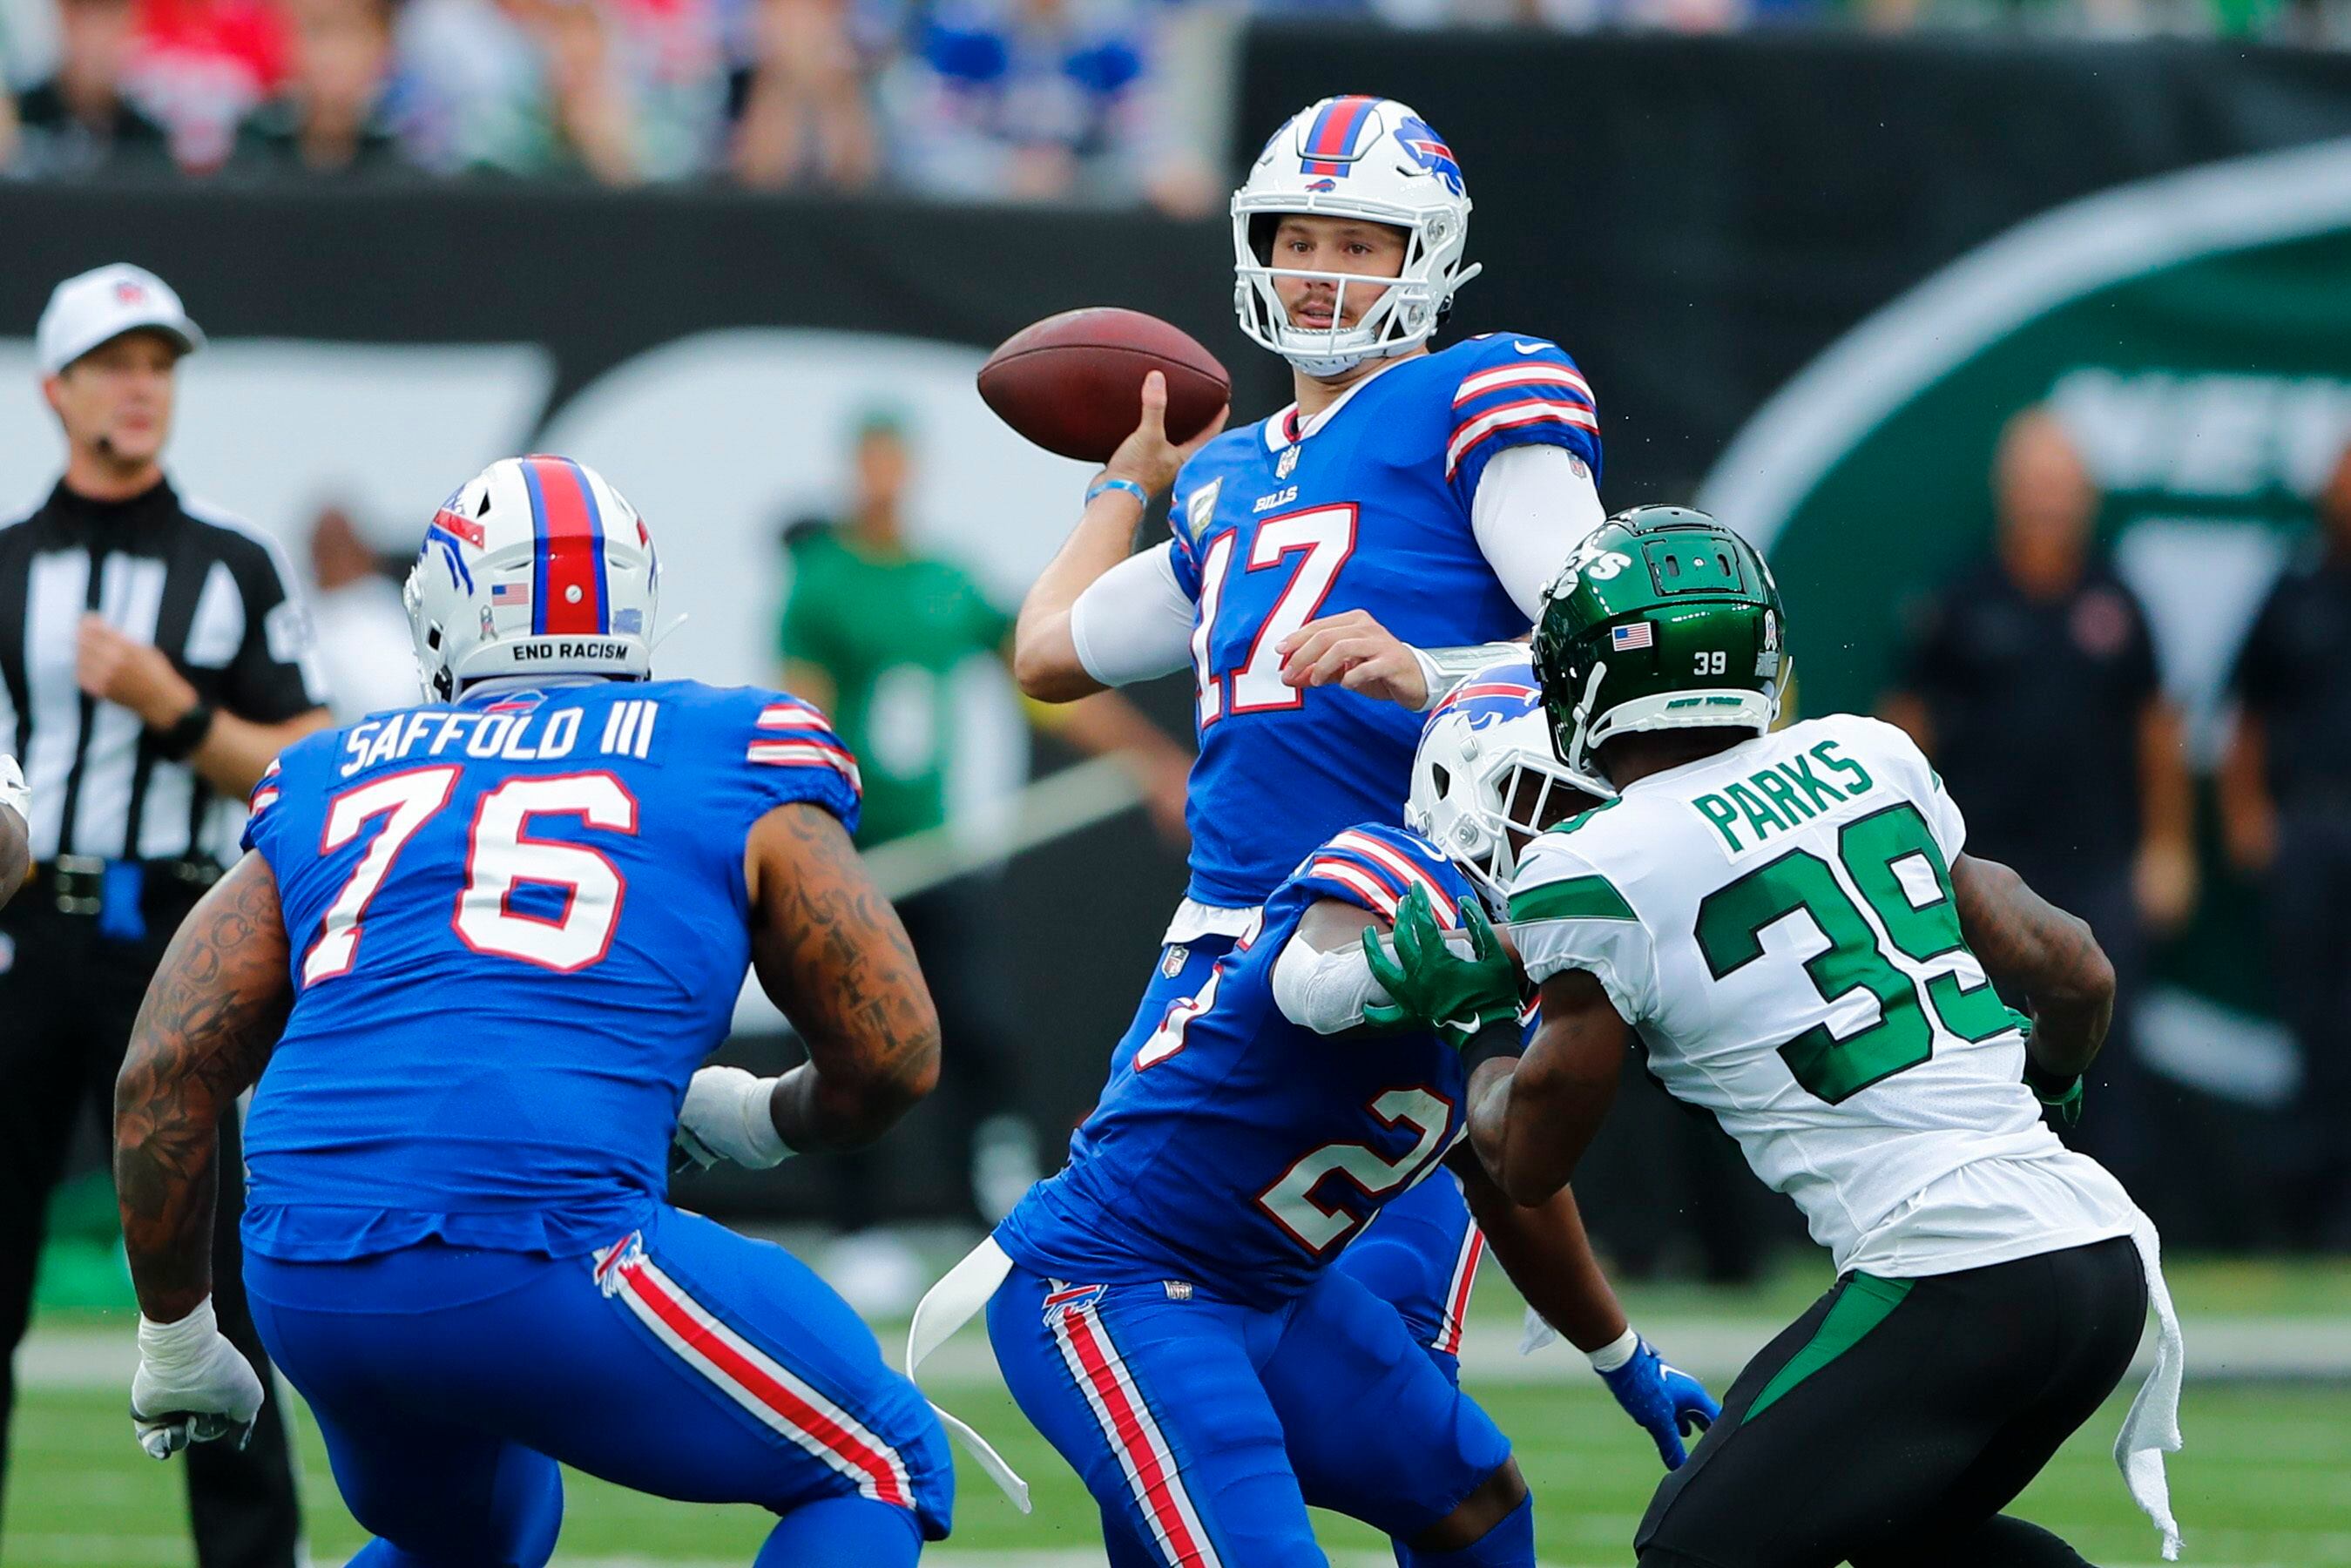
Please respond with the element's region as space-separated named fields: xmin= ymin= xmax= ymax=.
xmin=36 ymin=264 xmax=207 ymax=375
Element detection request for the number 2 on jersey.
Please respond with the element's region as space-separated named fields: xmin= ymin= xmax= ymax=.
xmin=1257 ymin=1085 xmax=1452 ymax=1254
xmin=1191 ymin=504 xmax=1357 ymax=727
xmin=1694 ymin=802 xmax=2016 ymax=1104
xmin=303 ymin=767 xmax=639 ymax=985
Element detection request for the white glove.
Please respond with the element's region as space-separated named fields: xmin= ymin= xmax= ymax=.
xmin=675 ymin=1065 xmax=794 ymax=1170
xmin=131 ymin=1299 xmax=265 ymax=1460
xmin=0 ymin=754 xmax=27 ymax=823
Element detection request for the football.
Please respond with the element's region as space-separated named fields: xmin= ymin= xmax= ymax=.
xmin=977 ymin=308 xmax=1231 ymax=463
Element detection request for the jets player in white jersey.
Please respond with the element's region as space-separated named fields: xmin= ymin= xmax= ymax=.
xmin=1368 ymin=508 xmax=2185 ymax=1568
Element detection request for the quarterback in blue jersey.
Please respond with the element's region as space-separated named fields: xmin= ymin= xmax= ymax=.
xmin=975 ymin=672 xmax=1717 ymax=1566
xmin=1011 ymin=96 xmax=1610 ymax=1416
xmin=111 ymin=456 xmax=954 ymax=1566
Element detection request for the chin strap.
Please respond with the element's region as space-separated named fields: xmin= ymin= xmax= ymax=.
xmin=1564 ymin=659 xmax=1609 ymax=779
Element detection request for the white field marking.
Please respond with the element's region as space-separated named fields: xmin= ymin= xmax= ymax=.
xmin=24 ymin=1315 xmax=2351 ymax=1391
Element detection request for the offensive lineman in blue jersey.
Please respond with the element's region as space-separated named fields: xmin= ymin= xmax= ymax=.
xmin=111 ymin=456 xmax=955 ymax=1566
xmin=973 ymin=670 xmax=1718 ymax=1565
xmin=1010 ymin=97 xmax=1610 ymax=1415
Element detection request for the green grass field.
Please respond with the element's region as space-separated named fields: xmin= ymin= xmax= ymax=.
xmin=12 ymin=1254 xmax=2349 ymax=1565
xmin=9 ymin=1365 xmax=2348 ymax=1565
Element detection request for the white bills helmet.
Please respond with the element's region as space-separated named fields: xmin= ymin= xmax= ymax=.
xmin=1406 ymin=659 xmax=1611 ymax=916
xmin=403 ymin=456 xmax=659 ymax=701
xmin=1233 ymin=96 xmax=1482 ymax=379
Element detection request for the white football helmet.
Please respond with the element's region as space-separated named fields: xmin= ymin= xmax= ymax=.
xmin=403 ymin=456 xmax=659 ymax=701
xmin=1406 ymin=659 xmax=1611 ymax=916
xmin=1233 ymin=95 xmax=1481 ymax=379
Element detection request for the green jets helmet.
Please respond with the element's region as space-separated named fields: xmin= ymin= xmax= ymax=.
xmin=1531 ymin=506 xmax=1787 ymax=781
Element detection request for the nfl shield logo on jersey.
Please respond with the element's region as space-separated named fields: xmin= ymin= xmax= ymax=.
xmin=1276 ymin=445 xmax=1300 ymax=479
xmin=1162 ymin=945 xmax=1190 ymax=978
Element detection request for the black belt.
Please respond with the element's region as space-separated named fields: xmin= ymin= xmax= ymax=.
xmin=25 ymin=855 xmax=221 ymax=917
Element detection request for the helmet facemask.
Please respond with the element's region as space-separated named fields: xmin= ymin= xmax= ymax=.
xmin=1230 ymin=97 xmax=1480 ymax=380
xmin=1233 ymin=201 xmax=1472 ymax=379
xmin=1409 ymin=701 xmax=1609 ymax=918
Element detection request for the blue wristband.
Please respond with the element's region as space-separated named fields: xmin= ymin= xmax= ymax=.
xmin=1084 ymin=477 xmax=1151 ymax=509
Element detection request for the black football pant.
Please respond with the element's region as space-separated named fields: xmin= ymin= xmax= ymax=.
xmin=1636 ymin=1236 xmax=2145 ymax=1568
xmin=0 ymin=889 xmax=301 ymax=1567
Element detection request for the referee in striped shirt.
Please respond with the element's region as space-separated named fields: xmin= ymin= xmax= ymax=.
xmin=1 ymin=265 xmax=328 ymax=1566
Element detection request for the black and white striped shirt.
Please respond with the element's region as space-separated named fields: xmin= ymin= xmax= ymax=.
xmin=0 ymin=477 xmax=327 ymax=865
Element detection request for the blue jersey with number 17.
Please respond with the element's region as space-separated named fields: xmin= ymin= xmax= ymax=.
xmin=996 ymin=822 xmax=1481 ymax=1308
xmin=236 ymin=679 xmax=861 ymax=1264
xmin=1166 ymin=333 xmax=1600 ymax=909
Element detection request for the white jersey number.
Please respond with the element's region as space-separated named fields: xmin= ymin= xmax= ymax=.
xmin=304 ymin=767 xmax=460 ymax=985
xmin=454 ymin=773 xmax=640 ymax=972
xmin=1256 ymin=1085 xmax=1452 ymax=1254
xmin=1192 ymin=505 xmax=1358 ymax=725
xmin=304 ymin=767 xmax=639 ymax=985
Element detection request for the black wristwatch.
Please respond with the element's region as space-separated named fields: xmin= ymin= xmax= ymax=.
xmin=155 ymin=700 xmax=217 ymax=761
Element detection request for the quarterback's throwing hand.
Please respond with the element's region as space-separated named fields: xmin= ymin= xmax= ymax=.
xmin=130 ymin=1300 xmax=264 ymax=1460
xmin=1597 ymin=1335 xmax=1719 ymax=1470
xmin=1277 ymin=610 xmax=1429 ymax=708
xmin=1101 ymin=372 xmax=1229 ymax=500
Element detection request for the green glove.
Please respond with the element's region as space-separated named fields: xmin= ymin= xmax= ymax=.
xmin=1361 ymin=886 xmax=1522 ymax=1050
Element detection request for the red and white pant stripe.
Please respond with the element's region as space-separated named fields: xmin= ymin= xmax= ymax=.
xmin=1431 ymin=1226 xmax=1486 ymax=1357
xmin=1050 ymin=1300 xmax=1223 ymax=1567
xmin=606 ymin=1248 xmax=915 ymax=1511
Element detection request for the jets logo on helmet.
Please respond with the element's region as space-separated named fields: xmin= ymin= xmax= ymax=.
xmin=1232 ymin=95 xmax=1483 ymax=379
xmin=403 ymin=455 xmax=661 ymax=701
xmin=1532 ymin=506 xmax=1789 ymax=783
xmin=1406 ymin=659 xmax=1610 ymax=916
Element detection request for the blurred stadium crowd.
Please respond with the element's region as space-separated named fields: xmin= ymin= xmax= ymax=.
xmin=3 ymin=0 xmax=2347 ymax=204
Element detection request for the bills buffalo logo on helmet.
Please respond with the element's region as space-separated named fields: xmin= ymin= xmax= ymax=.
xmin=1395 ymin=117 xmax=1464 ymax=197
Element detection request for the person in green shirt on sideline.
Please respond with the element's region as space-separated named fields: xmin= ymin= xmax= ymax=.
xmin=780 ymin=490 xmax=1012 ymax=851
xmin=778 ymin=409 xmax=1190 ymax=1315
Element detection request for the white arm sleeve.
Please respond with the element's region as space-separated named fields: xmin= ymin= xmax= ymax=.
xmin=1469 ymin=443 xmax=1609 ymax=622
xmin=1067 ymin=543 xmax=1197 ymax=687
xmin=1271 ymin=932 xmax=1395 ymax=1036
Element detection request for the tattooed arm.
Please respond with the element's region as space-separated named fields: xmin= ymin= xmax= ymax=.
xmin=1951 ymin=853 xmax=2115 ymax=1083
xmin=743 ymin=801 xmax=941 ymax=1152
xmin=114 ymin=854 xmax=291 ymax=1323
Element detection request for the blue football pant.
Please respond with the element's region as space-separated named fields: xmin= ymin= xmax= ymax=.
xmin=246 ymin=1205 xmax=953 ymax=1566
xmin=988 ymin=1261 xmax=1514 ymax=1567
xmin=1115 ymin=936 xmax=1487 ymax=1376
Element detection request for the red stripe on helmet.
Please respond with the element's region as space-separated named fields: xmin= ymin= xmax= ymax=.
xmin=1309 ymin=96 xmax=1375 ymax=159
xmin=523 ymin=455 xmax=604 ymax=636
